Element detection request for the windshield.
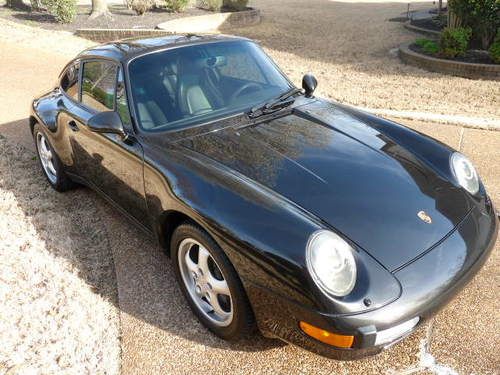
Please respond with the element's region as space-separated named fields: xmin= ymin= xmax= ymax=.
xmin=128 ymin=40 xmax=292 ymax=132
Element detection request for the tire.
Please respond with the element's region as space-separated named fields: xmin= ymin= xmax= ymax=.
xmin=171 ymin=223 xmax=256 ymax=341
xmin=33 ymin=124 xmax=76 ymax=192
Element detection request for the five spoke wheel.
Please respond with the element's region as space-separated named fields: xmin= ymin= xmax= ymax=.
xmin=36 ymin=132 xmax=57 ymax=184
xmin=178 ymin=238 xmax=233 ymax=326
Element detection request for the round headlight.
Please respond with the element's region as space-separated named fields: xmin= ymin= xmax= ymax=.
xmin=306 ymin=230 xmax=357 ymax=297
xmin=450 ymin=152 xmax=479 ymax=195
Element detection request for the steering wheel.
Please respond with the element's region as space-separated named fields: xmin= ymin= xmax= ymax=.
xmin=230 ymin=82 xmax=263 ymax=102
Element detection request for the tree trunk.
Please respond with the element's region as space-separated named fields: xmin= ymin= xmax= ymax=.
xmin=89 ymin=0 xmax=111 ymax=19
xmin=438 ymin=0 xmax=443 ymax=16
xmin=6 ymin=0 xmax=30 ymax=10
xmin=30 ymin=0 xmax=43 ymax=11
xmin=448 ymin=9 xmax=461 ymax=28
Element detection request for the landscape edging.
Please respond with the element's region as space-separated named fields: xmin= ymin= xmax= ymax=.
xmin=399 ymin=42 xmax=500 ymax=81
xmin=75 ymin=28 xmax=175 ymax=42
xmin=403 ymin=20 xmax=441 ymax=38
xmin=156 ymin=7 xmax=261 ymax=33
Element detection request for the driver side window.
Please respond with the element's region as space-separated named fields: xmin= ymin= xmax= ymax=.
xmin=82 ymin=61 xmax=117 ymax=112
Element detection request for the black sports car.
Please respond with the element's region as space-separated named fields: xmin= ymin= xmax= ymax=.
xmin=30 ymin=34 xmax=498 ymax=359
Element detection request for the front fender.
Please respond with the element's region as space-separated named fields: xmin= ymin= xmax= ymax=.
xmin=143 ymin=142 xmax=401 ymax=316
xmin=331 ymin=101 xmax=457 ymax=183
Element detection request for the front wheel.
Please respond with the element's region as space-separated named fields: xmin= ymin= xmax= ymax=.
xmin=171 ymin=223 xmax=255 ymax=340
xmin=33 ymin=124 xmax=75 ymax=192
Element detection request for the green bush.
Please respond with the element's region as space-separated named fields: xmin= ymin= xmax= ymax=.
xmin=197 ymin=0 xmax=222 ymax=11
xmin=439 ymin=27 xmax=472 ymax=58
xmin=489 ymin=32 xmax=500 ymax=63
xmin=165 ymin=0 xmax=189 ymax=12
xmin=415 ymin=38 xmax=439 ymax=54
xmin=42 ymin=0 xmax=76 ymax=23
xmin=197 ymin=0 xmax=248 ymax=11
xmin=223 ymin=0 xmax=248 ymax=11
xmin=448 ymin=0 xmax=499 ymax=49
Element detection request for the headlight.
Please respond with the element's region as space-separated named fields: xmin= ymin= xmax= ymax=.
xmin=306 ymin=230 xmax=357 ymax=297
xmin=450 ymin=152 xmax=479 ymax=195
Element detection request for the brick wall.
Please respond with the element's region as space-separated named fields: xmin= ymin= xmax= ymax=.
xmin=75 ymin=29 xmax=174 ymax=43
xmin=399 ymin=43 xmax=500 ymax=81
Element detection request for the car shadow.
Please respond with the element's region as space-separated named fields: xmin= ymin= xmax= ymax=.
xmin=0 ymin=118 xmax=285 ymax=354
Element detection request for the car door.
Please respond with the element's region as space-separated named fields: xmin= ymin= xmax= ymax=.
xmin=68 ymin=59 xmax=151 ymax=231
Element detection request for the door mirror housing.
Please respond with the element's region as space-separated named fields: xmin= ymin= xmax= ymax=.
xmin=302 ymin=73 xmax=318 ymax=98
xmin=88 ymin=111 xmax=126 ymax=137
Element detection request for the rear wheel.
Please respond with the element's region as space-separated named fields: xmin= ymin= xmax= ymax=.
xmin=171 ymin=223 xmax=255 ymax=340
xmin=33 ymin=124 xmax=75 ymax=192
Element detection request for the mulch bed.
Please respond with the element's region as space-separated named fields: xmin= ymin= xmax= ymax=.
xmin=410 ymin=16 xmax=446 ymax=32
xmin=410 ymin=43 xmax=498 ymax=65
xmin=0 ymin=4 xmax=209 ymax=31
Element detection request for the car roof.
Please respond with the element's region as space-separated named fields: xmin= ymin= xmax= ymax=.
xmin=77 ymin=34 xmax=251 ymax=63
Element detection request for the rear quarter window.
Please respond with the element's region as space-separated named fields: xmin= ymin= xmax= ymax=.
xmin=60 ymin=62 xmax=80 ymax=101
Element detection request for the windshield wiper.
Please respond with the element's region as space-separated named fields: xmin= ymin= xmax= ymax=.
xmin=248 ymin=87 xmax=302 ymax=119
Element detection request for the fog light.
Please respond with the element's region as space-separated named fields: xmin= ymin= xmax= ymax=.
xmin=299 ymin=321 xmax=354 ymax=348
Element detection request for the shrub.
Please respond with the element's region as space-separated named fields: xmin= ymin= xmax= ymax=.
xmin=415 ymin=38 xmax=439 ymax=55
xmin=439 ymin=27 xmax=472 ymax=58
xmin=448 ymin=0 xmax=500 ymax=49
xmin=489 ymin=32 xmax=500 ymax=63
xmin=130 ymin=0 xmax=153 ymax=15
xmin=197 ymin=0 xmax=248 ymax=11
xmin=197 ymin=0 xmax=222 ymax=11
xmin=42 ymin=0 xmax=76 ymax=23
xmin=223 ymin=0 xmax=248 ymax=11
xmin=165 ymin=0 xmax=189 ymax=12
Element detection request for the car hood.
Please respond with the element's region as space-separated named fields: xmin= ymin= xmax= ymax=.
xmin=178 ymin=102 xmax=473 ymax=271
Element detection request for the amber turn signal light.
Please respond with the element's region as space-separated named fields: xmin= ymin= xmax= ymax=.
xmin=299 ymin=321 xmax=354 ymax=348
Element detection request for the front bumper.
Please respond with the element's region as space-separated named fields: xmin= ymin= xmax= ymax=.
xmin=245 ymin=206 xmax=498 ymax=360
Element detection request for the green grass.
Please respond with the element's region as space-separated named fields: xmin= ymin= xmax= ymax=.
xmin=415 ymin=38 xmax=439 ymax=55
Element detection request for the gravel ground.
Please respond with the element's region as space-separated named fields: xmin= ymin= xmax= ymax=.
xmin=0 ymin=4 xmax=208 ymax=31
xmin=0 ymin=20 xmax=120 ymax=375
xmin=0 ymin=137 xmax=121 ymax=374
xmin=0 ymin=6 xmax=499 ymax=374
xmin=231 ymin=0 xmax=500 ymax=121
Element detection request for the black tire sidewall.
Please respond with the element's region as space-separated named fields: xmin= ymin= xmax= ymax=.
xmin=171 ymin=223 xmax=254 ymax=341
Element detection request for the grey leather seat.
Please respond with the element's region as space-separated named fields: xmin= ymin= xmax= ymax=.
xmin=135 ymin=75 xmax=172 ymax=129
xmin=177 ymin=58 xmax=224 ymax=117
xmin=177 ymin=75 xmax=213 ymax=116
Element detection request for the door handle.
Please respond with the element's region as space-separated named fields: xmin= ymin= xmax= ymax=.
xmin=68 ymin=120 xmax=79 ymax=131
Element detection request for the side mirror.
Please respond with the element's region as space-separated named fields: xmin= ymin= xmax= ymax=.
xmin=88 ymin=111 xmax=126 ymax=137
xmin=302 ymin=73 xmax=318 ymax=98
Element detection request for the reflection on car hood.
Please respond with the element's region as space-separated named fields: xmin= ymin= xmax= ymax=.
xmin=179 ymin=102 xmax=473 ymax=271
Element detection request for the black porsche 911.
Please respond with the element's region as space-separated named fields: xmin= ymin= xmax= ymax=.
xmin=30 ymin=34 xmax=497 ymax=359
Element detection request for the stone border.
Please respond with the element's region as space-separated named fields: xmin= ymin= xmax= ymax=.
xmin=358 ymin=106 xmax=500 ymax=130
xmin=399 ymin=42 xmax=500 ymax=81
xmin=404 ymin=20 xmax=440 ymax=38
xmin=156 ymin=7 xmax=261 ymax=33
xmin=75 ymin=28 xmax=174 ymax=43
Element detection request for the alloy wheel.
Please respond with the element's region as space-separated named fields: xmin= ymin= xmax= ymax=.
xmin=178 ymin=238 xmax=233 ymax=327
xmin=36 ymin=132 xmax=57 ymax=184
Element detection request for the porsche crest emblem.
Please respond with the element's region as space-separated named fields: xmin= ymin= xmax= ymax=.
xmin=417 ymin=210 xmax=432 ymax=224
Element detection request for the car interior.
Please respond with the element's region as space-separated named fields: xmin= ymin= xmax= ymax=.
xmin=129 ymin=42 xmax=288 ymax=131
